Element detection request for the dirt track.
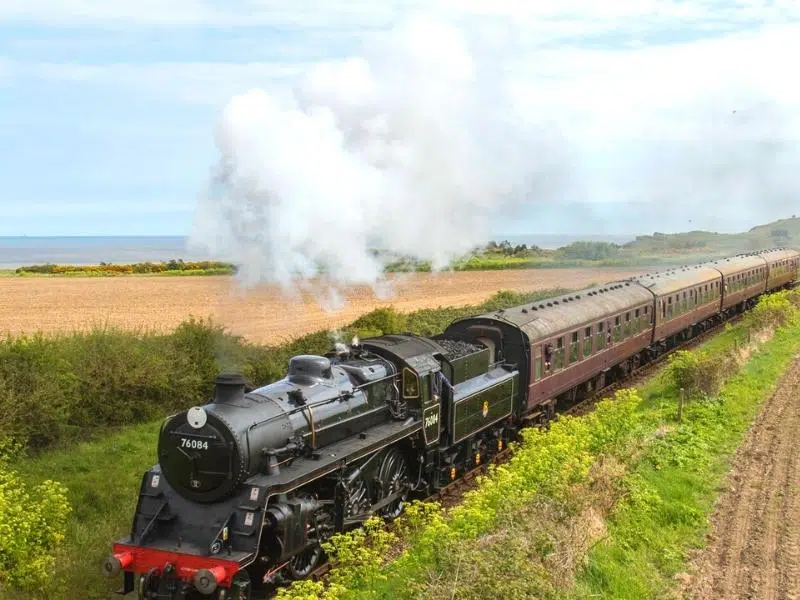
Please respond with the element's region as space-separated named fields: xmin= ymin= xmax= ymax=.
xmin=681 ymin=355 xmax=800 ymax=600
xmin=0 ymin=268 xmax=643 ymax=344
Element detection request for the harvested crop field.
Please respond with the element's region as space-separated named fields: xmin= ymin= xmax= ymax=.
xmin=0 ymin=268 xmax=644 ymax=344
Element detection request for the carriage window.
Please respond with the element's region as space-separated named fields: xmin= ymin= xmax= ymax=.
xmin=534 ymin=346 xmax=543 ymax=380
xmin=614 ymin=316 xmax=622 ymax=342
xmin=570 ymin=331 xmax=580 ymax=363
xmin=554 ymin=337 xmax=565 ymax=369
xmin=635 ymin=308 xmax=641 ymax=331
xmin=583 ymin=326 xmax=592 ymax=357
xmin=667 ymin=296 xmax=673 ymax=318
xmin=596 ymin=322 xmax=606 ymax=349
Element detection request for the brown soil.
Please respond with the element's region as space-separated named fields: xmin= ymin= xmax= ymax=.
xmin=679 ymin=355 xmax=800 ymax=600
xmin=0 ymin=268 xmax=643 ymax=345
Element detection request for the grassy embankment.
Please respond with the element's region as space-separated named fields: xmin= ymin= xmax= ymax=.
xmin=272 ymin=287 xmax=800 ymax=600
xmin=0 ymin=287 xmax=574 ymax=600
xmin=6 ymin=216 xmax=800 ymax=277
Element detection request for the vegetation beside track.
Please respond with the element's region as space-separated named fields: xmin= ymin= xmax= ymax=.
xmin=9 ymin=260 xmax=237 ymax=276
xmin=1 ymin=288 xmax=574 ymax=598
xmin=274 ymin=288 xmax=800 ymax=600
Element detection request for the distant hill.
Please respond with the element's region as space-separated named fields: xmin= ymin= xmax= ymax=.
xmin=623 ymin=216 xmax=800 ymax=256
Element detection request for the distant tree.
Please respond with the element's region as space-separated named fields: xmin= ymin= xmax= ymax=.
xmin=556 ymin=241 xmax=621 ymax=261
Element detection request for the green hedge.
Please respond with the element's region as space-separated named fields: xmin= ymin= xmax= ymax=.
xmin=0 ymin=288 xmax=573 ymax=452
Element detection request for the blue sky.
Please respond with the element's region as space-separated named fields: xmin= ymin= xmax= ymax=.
xmin=1 ymin=1 xmax=799 ymax=238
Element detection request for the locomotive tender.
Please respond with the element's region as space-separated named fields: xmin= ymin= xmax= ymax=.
xmin=103 ymin=248 xmax=799 ymax=599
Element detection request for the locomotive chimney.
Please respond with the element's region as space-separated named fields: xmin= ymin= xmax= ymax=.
xmin=213 ymin=372 xmax=246 ymax=404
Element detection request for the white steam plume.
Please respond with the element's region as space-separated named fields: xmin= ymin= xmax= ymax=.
xmin=189 ymin=15 xmax=570 ymax=303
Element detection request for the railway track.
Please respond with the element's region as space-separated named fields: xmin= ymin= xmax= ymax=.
xmin=260 ymin=310 xmax=750 ymax=598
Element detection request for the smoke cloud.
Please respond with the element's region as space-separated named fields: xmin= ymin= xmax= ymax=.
xmin=188 ymin=12 xmax=800 ymax=306
xmin=188 ymin=15 xmax=572 ymax=302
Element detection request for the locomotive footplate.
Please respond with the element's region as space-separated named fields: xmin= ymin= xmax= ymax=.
xmin=106 ymin=544 xmax=248 ymax=599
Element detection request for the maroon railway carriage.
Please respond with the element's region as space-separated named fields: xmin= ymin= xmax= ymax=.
xmin=703 ymin=255 xmax=769 ymax=313
xmin=634 ymin=265 xmax=722 ymax=349
xmin=759 ymin=248 xmax=800 ymax=292
xmin=443 ymin=282 xmax=654 ymax=418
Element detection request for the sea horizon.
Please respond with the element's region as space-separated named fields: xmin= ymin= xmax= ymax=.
xmin=0 ymin=233 xmax=637 ymax=269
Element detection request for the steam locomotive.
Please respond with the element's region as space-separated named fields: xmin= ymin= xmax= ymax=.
xmin=103 ymin=248 xmax=799 ymax=599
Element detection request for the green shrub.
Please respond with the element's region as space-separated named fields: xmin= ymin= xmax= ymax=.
xmin=743 ymin=288 xmax=800 ymax=331
xmin=0 ymin=438 xmax=71 ymax=593
xmin=665 ymin=349 xmax=735 ymax=400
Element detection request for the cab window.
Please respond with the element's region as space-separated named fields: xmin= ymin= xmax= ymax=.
xmin=402 ymin=368 xmax=420 ymax=399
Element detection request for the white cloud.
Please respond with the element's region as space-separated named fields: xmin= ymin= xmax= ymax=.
xmin=183 ymin=10 xmax=800 ymax=300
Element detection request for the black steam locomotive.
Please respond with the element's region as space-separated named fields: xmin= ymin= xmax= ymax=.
xmin=103 ymin=249 xmax=800 ymax=599
xmin=104 ymin=334 xmax=516 ymax=599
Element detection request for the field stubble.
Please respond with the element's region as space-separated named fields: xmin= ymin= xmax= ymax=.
xmin=0 ymin=268 xmax=644 ymax=343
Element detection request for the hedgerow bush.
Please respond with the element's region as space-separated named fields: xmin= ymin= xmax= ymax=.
xmin=742 ymin=287 xmax=800 ymax=331
xmin=665 ymin=349 xmax=736 ymax=399
xmin=0 ymin=439 xmax=71 ymax=593
xmin=666 ymin=288 xmax=800 ymax=399
xmin=0 ymin=289 xmax=571 ymax=453
xmin=15 ymin=260 xmax=237 ymax=275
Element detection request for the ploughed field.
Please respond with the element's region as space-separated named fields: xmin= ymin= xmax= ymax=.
xmin=680 ymin=354 xmax=800 ymax=600
xmin=0 ymin=268 xmax=644 ymax=344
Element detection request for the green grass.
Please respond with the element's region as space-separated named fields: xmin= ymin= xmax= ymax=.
xmin=570 ymin=320 xmax=800 ymax=599
xmin=9 ymin=422 xmax=158 ymax=599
